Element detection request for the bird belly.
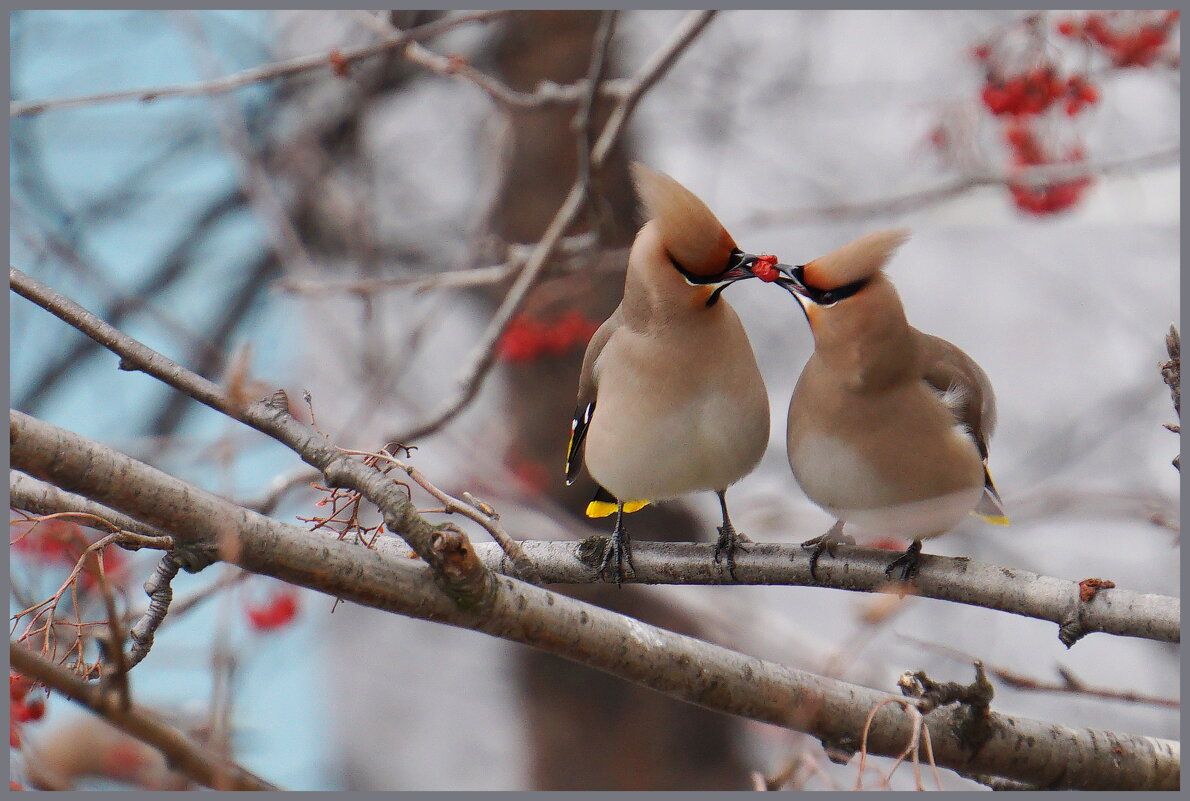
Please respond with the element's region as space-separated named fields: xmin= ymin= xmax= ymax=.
xmin=788 ymin=417 xmax=984 ymax=539
xmin=585 ymin=351 xmax=768 ymax=502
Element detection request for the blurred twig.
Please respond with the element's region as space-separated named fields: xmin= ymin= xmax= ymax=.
xmin=9 ymin=11 xmax=510 ymax=117
xmin=905 ymin=636 xmax=1179 ymax=709
xmin=743 ymin=146 xmax=1180 ymax=227
xmin=10 ymin=642 xmax=278 ymax=791
xmin=391 ymin=10 xmax=717 ymax=445
xmin=1160 ymin=324 xmax=1180 ymax=470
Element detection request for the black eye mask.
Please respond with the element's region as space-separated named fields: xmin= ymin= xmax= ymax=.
xmin=779 ymin=264 xmax=869 ymax=306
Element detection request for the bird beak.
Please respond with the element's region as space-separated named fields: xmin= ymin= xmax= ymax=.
xmin=773 ymin=263 xmax=810 ymax=300
xmin=771 ymin=263 xmax=814 ymax=322
xmin=697 ymin=252 xmax=785 ymax=307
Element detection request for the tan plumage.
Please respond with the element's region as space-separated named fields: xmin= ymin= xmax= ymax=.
xmin=568 ymin=164 xmax=770 ymax=581
xmin=779 ymin=230 xmax=1005 ymax=578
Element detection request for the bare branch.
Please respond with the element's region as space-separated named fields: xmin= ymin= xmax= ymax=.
xmin=392 ymin=10 xmax=718 ymax=443
xmin=8 ymin=412 xmax=1179 ymax=789
xmin=743 ymin=146 xmax=1180 ymax=227
xmin=9 ymin=11 xmax=510 ymax=117
xmin=590 ymin=11 xmax=717 ymax=166
xmin=10 ymin=642 xmax=278 ymax=791
xmin=10 ymin=265 xmax=491 ymax=603
xmin=273 ymin=235 xmax=623 ymax=296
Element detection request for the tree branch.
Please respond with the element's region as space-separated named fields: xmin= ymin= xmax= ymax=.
xmin=12 ymin=456 xmax=1178 ymax=646
xmin=743 ymin=146 xmax=1180 ymax=227
xmin=9 ymin=414 xmax=1180 ymax=789
xmin=9 ymin=11 xmax=510 ymax=117
xmin=10 ymin=265 xmax=494 ymax=603
xmin=389 ymin=10 xmax=716 ymax=444
xmin=10 ymin=642 xmax=279 ymax=791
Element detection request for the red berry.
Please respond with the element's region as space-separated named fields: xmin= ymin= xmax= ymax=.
xmin=19 ymin=699 xmax=44 ymax=723
xmin=9 ymin=674 xmax=31 ymax=703
xmin=10 ymin=722 xmax=21 ymax=749
xmin=1065 ymin=98 xmax=1083 ymax=116
xmin=1057 ymin=19 xmax=1079 ymax=37
xmin=971 ymin=44 xmax=991 ymax=62
xmin=247 ymin=589 xmax=299 ymax=632
xmin=752 ymin=254 xmax=780 ymax=283
xmin=981 ymin=84 xmax=1009 ymax=114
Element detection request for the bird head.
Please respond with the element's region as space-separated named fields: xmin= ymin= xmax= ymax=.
xmin=772 ymin=229 xmax=911 ymax=324
xmin=631 ymin=163 xmax=784 ymax=307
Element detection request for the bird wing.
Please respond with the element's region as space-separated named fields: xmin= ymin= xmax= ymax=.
xmin=566 ymin=309 xmax=621 ymax=485
xmin=915 ymin=329 xmax=1008 ymax=524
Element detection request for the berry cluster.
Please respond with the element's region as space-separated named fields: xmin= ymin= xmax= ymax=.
xmin=1003 ymin=123 xmax=1093 ymax=215
xmin=1058 ymin=10 xmax=1180 ymax=67
xmin=498 ymin=310 xmax=600 ymax=363
xmin=245 ymin=587 xmax=300 ymax=632
xmin=9 ymin=673 xmax=45 ymax=750
xmin=958 ymin=11 xmax=1178 ymax=217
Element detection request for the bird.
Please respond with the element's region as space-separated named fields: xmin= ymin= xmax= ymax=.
xmin=770 ymin=229 xmax=1007 ymax=581
xmin=566 ymin=164 xmax=775 ymax=584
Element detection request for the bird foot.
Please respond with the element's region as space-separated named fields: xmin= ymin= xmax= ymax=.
xmin=713 ymin=523 xmax=751 ymax=581
xmin=597 ymin=531 xmax=635 ymax=587
xmin=884 ymin=539 xmax=923 ymax=583
xmin=801 ymin=521 xmax=854 ymax=581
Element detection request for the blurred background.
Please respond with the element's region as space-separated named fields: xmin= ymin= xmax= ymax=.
xmin=9 ymin=10 xmax=1179 ymax=791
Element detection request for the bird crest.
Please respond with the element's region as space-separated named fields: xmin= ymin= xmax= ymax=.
xmin=631 ymin=163 xmax=737 ymax=277
xmin=804 ymin=228 xmax=910 ymax=290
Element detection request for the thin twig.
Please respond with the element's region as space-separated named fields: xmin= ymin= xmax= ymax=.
xmin=743 ymin=146 xmax=1180 ymax=227
xmin=392 ymin=10 xmax=718 ymax=444
xmin=344 ymin=445 xmax=538 ymax=579
xmin=904 ymin=636 xmax=1180 ymax=709
xmin=9 ymin=11 xmax=509 ymax=117
xmin=10 ymin=642 xmax=278 ymax=791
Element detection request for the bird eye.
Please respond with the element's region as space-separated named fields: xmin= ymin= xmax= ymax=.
xmin=818 ymin=290 xmax=836 ymax=305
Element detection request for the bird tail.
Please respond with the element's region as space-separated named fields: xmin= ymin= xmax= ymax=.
xmin=585 ymin=485 xmax=650 ymax=518
xmin=970 ymin=467 xmax=1009 ymax=525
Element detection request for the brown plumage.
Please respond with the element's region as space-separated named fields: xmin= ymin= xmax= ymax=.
xmin=778 ymin=229 xmax=1006 ymax=579
xmin=567 ymin=164 xmax=771 ymax=583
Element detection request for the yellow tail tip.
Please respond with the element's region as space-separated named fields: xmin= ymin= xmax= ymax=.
xmin=971 ymin=511 xmax=1010 ymax=526
xmin=585 ymin=499 xmax=650 ymax=518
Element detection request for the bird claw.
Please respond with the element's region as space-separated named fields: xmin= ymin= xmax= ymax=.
xmin=801 ymin=522 xmax=854 ymax=581
xmin=597 ymin=532 xmax=635 ymax=586
xmin=884 ymin=539 xmax=923 ymax=583
xmin=713 ymin=524 xmax=751 ymax=581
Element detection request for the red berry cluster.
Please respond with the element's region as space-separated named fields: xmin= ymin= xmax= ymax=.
xmin=245 ymin=587 xmax=299 ymax=632
xmin=1058 ymin=10 xmax=1180 ymax=67
xmin=497 ymin=310 xmax=600 ymax=363
xmin=979 ymin=68 xmax=1101 ymax=118
xmin=9 ymin=673 xmax=45 ymax=750
xmin=1003 ymin=122 xmax=1093 ymax=215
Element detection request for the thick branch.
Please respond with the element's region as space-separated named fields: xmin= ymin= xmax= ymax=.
xmin=8 ymin=414 xmax=1178 ymax=789
xmin=9 ymin=643 xmax=278 ymax=791
xmin=14 ymin=423 xmax=1177 ymax=646
xmin=10 ymin=266 xmax=491 ymax=603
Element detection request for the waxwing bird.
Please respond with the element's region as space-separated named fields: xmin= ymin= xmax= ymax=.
xmin=566 ymin=164 xmax=774 ymax=584
xmin=771 ymin=230 xmax=1007 ymax=581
